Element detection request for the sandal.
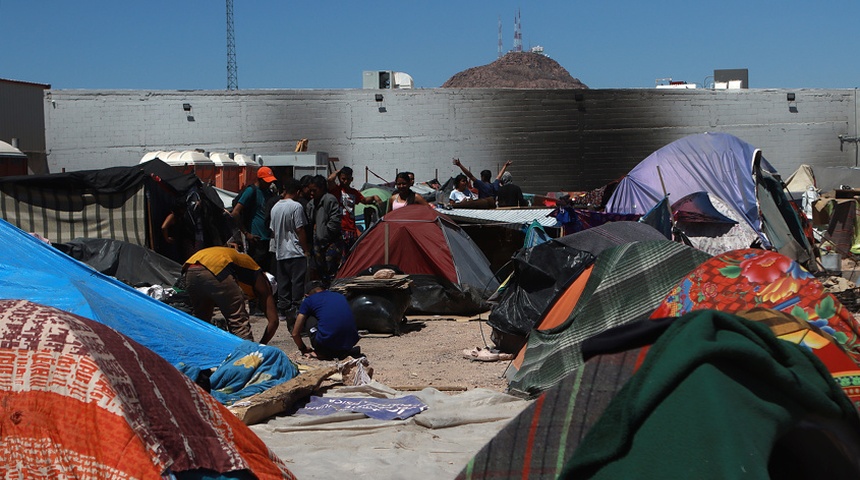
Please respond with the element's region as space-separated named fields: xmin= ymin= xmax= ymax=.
xmin=462 ymin=346 xmax=514 ymax=362
xmin=462 ymin=347 xmax=481 ymax=360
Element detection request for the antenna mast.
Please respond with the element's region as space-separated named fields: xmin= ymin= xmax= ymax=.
xmin=498 ymin=17 xmax=503 ymax=58
xmin=226 ymin=0 xmax=238 ymax=90
xmin=513 ymin=8 xmax=523 ymax=52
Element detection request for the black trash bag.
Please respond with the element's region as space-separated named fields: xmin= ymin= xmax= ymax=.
xmin=349 ymin=291 xmax=411 ymax=335
xmin=406 ymin=274 xmax=490 ymax=316
xmin=488 ymin=244 xmax=593 ymax=337
xmin=346 ymin=265 xmax=489 ymax=316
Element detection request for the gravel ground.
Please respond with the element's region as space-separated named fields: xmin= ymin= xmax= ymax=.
xmin=249 ymin=312 xmax=511 ymax=393
xmin=237 ymin=257 xmax=860 ymax=396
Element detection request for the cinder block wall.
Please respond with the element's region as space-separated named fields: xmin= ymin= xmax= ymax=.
xmin=44 ymin=88 xmax=858 ymax=193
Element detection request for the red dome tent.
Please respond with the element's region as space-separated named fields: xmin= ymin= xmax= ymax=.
xmin=336 ymin=205 xmax=499 ymax=314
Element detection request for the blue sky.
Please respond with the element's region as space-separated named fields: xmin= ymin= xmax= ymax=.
xmin=3 ymin=1 xmax=857 ymax=90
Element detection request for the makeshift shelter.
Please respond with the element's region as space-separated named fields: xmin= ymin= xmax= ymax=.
xmin=670 ymin=191 xmax=757 ymax=255
xmin=651 ymin=249 xmax=860 ymax=364
xmin=606 ymin=132 xmax=770 ymax=227
xmin=441 ymin=210 xmax=559 ymax=274
xmin=563 ymin=310 xmax=860 ymax=479
xmin=54 ymin=237 xmax=182 ymax=287
xmin=815 ymin=196 xmax=860 ymax=255
xmin=604 ymin=132 xmax=812 ymax=264
xmin=460 ymin=308 xmax=860 ymax=479
xmin=0 ymin=218 xmax=298 ymax=402
xmin=0 ymin=159 xmax=232 ymax=263
xmin=754 ymin=156 xmax=816 ymax=266
xmin=786 ymin=164 xmax=860 ymax=256
xmin=458 ymin=344 xmax=643 ymax=480
xmin=0 ymin=217 xmax=240 ymax=371
xmin=489 ymin=222 xmax=667 ymax=343
xmin=336 ymin=204 xmax=499 ymax=314
xmin=0 ymin=299 xmax=294 ymax=479
xmin=507 ymin=240 xmax=710 ymax=397
xmin=785 ymin=164 xmax=817 ymax=196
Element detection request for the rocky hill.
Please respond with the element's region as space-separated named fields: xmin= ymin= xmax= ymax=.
xmin=441 ymin=52 xmax=588 ymax=89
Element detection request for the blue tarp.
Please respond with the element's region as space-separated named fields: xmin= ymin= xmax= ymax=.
xmin=0 ymin=218 xmax=242 ymax=371
xmin=605 ymin=133 xmax=777 ymax=243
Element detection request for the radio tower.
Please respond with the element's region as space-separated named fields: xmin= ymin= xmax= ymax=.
xmin=498 ymin=17 xmax=503 ymax=58
xmin=513 ymin=9 xmax=523 ymax=52
xmin=226 ymin=0 xmax=238 ymax=90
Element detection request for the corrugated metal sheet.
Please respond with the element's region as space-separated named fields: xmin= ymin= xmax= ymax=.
xmin=0 ymin=80 xmax=48 ymax=154
xmin=439 ymin=207 xmax=557 ymax=227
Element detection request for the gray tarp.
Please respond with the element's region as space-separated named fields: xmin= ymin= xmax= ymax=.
xmin=251 ymin=382 xmax=529 ymax=479
xmin=55 ymin=237 xmax=181 ymax=287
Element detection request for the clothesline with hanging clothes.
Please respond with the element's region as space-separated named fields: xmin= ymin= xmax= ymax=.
xmin=365 ymin=167 xmax=390 ymax=185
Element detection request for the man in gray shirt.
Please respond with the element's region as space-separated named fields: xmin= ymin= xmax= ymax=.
xmin=269 ymin=178 xmax=310 ymax=328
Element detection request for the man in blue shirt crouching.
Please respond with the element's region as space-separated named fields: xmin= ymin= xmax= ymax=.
xmin=292 ymin=281 xmax=360 ymax=360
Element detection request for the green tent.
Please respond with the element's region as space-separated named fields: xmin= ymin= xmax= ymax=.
xmin=355 ymin=186 xmax=392 ymax=220
xmin=508 ymin=240 xmax=710 ymax=397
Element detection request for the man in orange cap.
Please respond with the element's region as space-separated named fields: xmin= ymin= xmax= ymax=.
xmin=231 ymin=166 xmax=277 ymax=272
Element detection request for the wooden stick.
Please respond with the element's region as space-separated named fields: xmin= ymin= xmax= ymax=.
xmin=384 ymin=222 xmax=390 ymax=264
xmin=657 ymin=165 xmax=668 ymax=198
xmin=387 ymin=385 xmax=468 ymax=392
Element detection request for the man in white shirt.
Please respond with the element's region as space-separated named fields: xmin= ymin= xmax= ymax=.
xmin=269 ymin=178 xmax=310 ymax=328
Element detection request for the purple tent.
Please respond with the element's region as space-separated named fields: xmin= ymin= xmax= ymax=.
xmin=605 ymin=133 xmax=777 ymax=243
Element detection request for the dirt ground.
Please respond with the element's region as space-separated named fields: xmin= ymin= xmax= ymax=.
xmin=250 ymin=312 xmax=511 ymax=393
xmin=239 ymin=256 xmax=860 ymax=397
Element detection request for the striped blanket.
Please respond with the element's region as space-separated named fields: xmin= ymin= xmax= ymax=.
xmin=0 ymin=299 xmax=294 ymax=479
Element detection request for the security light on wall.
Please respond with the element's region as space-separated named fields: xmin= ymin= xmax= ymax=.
xmin=375 ymin=94 xmax=384 ymax=102
xmin=183 ymin=103 xmax=195 ymax=121
xmin=786 ymin=93 xmax=795 ymax=102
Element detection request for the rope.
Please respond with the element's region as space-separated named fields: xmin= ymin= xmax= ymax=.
xmin=365 ymin=167 xmax=390 ymax=185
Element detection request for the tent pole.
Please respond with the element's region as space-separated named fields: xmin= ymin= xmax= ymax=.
xmin=657 ymin=166 xmax=668 ymax=198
